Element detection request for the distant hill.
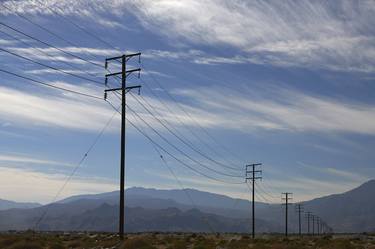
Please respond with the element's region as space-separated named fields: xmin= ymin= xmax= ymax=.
xmin=302 ymin=179 xmax=375 ymax=233
xmin=0 ymin=199 xmax=41 ymax=211
xmin=60 ymin=187 xmax=259 ymax=209
xmin=0 ymin=180 xmax=374 ymax=233
xmin=0 ymin=201 xmax=280 ymax=233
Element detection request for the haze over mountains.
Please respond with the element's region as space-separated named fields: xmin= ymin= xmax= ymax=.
xmin=0 ymin=199 xmax=41 ymax=211
xmin=0 ymin=180 xmax=374 ymax=233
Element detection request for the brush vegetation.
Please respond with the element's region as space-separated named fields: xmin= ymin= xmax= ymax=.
xmin=0 ymin=232 xmax=374 ymax=249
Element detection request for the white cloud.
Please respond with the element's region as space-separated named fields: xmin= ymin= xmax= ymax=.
xmin=128 ymin=0 xmax=375 ymax=72
xmin=0 ymin=153 xmax=72 ymax=167
xmin=4 ymin=0 xmax=374 ymax=71
xmin=173 ymin=86 xmax=375 ymax=135
xmin=0 ymin=165 xmax=117 ymax=204
xmin=0 ymin=83 xmax=118 ymax=132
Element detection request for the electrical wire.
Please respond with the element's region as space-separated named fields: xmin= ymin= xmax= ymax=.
xmin=130 ymin=91 xmax=242 ymax=172
xmin=34 ymin=0 xmax=119 ymax=52
xmin=140 ymin=78 xmax=241 ymax=169
xmin=34 ymin=108 xmax=119 ymax=229
xmin=1 ymin=3 xmax=103 ymax=67
xmin=105 ymin=99 xmax=244 ymax=185
xmin=4 ymin=5 xmax=245 ymax=174
xmin=142 ymin=64 xmax=244 ymax=165
xmin=125 ymin=101 xmax=242 ymax=179
xmin=0 ymin=28 xmax=102 ymax=80
xmin=0 ymin=47 xmax=103 ymax=85
xmin=0 ymin=22 xmax=102 ymax=68
xmin=0 ymin=68 xmax=103 ymax=100
xmin=128 ymin=112 xmax=216 ymax=233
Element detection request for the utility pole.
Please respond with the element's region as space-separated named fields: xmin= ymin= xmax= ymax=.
xmin=317 ymin=217 xmax=320 ymax=235
xmin=104 ymin=53 xmax=141 ymax=239
xmin=245 ymin=163 xmax=262 ymax=239
xmin=295 ymin=203 xmax=304 ymax=236
xmin=305 ymin=211 xmax=312 ymax=235
xmin=312 ymin=215 xmax=316 ymax=236
xmin=282 ymin=192 xmax=293 ymax=237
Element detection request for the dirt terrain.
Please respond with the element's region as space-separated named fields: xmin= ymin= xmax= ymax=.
xmin=0 ymin=232 xmax=375 ymax=249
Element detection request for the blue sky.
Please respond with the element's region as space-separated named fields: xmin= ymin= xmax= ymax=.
xmin=0 ymin=0 xmax=374 ymax=204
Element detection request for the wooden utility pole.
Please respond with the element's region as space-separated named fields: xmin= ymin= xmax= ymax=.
xmin=282 ymin=192 xmax=293 ymax=237
xmin=104 ymin=53 xmax=141 ymax=239
xmin=295 ymin=203 xmax=304 ymax=236
xmin=246 ymin=163 xmax=262 ymax=239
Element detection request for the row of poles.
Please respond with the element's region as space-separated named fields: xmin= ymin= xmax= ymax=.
xmin=103 ymin=53 xmax=333 ymax=239
xmin=246 ymin=163 xmax=333 ymax=238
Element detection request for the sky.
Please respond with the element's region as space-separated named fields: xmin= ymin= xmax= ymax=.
xmin=0 ymin=0 xmax=374 ymax=204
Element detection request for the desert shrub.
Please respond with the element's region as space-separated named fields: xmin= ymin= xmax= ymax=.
xmin=193 ymin=237 xmax=216 ymax=249
xmin=9 ymin=241 xmax=43 ymax=249
xmin=49 ymin=242 xmax=66 ymax=249
xmin=121 ymin=237 xmax=157 ymax=249
xmin=0 ymin=237 xmax=18 ymax=247
xmin=227 ymin=239 xmax=251 ymax=249
xmin=167 ymin=239 xmax=188 ymax=249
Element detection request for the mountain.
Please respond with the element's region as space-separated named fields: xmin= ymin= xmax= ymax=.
xmin=0 ymin=201 xmax=280 ymax=233
xmin=0 ymin=180 xmax=374 ymax=233
xmin=60 ymin=187 xmax=257 ymax=209
xmin=302 ymin=179 xmax=375 ymax=233
xmin=0 ymin=199 xmax=41 ymax=211
xmin=58 ymin=187 xmax=267 ymax=218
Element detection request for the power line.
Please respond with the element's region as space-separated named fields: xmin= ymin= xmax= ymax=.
xmin=106 ymin=99 xmax=243 ymax=185
xmin=34 ymin=108 xmax=119 ymax=229
xmin=0 ymin=22 xmax=102 ymax=68
xmin=0 ymin=47 xmax=103 ymax=85
xmin=130 ymin=91 xmax=242 ymax=173
xmin=140 ymin=78 xmax=241 ymax=169
xmin=0 ymin=68 xmax=103 ymax=100
xmin=0 ymin=28 xmax=102 ymax=80
xmin=142 ymin=65 xmax=244 ymax=166
xmin=1 ymin=3 xmax=103 ymax=66
xmin=137 ymin=123 xmax=216 ymax=234
xmin=34 ymin=0 xmax=119 ymax=51
xmin=4 ymin=6 xmax=245 ymax=175
xmin=125 ymin=101 xmax=242 ymax=179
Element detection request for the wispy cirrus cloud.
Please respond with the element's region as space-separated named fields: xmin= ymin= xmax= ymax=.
xmin=172 ymin=85 xmax=375 ymax=135
xmin=0 ymin=165 xmax=117 ymax=204
xmin=4 ymin=0 xmax=374 ymax=71
xmin=2 ymin=79 xmax=375 ymax=136
xmin=0 ymin=153 xmax=72 ymax=167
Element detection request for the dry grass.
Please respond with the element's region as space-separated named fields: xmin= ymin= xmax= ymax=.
xmin=0 ymin=232 xmax=374 ymax=249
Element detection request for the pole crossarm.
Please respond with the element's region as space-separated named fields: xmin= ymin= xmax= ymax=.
xmin=281 ymin=192 xmax=293 ymax=237
xmin=245 ymin=163 xmax=262 ymax=239
xmin=104 ymin=53 xmax=141 ymax=240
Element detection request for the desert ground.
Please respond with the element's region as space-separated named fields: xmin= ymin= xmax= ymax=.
xmin=0 ymin=232 xmax=375 ymax=249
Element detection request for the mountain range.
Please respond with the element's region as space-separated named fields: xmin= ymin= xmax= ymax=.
xmin=0 ymin=199 xmax=40 ymax=211
xmin=0 ymin=180 xmax=374 ymax=233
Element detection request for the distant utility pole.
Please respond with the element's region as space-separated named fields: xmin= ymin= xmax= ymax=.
xmin=305 ymin=211 xmax=312 ymax=235
xmin=295 ymin=203 xmax=304 ymax=236
xmin=282 ymin=192 xmax=293 ymax=237
xmin=311 ymin=215 xmax=316 ymax=236
xmin=104 ymin=53 xmax=141 ymax=239
xmin=316 ymin=217 xmax=321 ymax=235
xmin=246 ymin=163 xmax=262 ymax=239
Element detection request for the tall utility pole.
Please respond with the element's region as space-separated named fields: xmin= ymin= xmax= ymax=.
xmin=305 ymin=211 xmax=312 ymax=235
xmin=295 ymin=203 xmax=304 ymax=236
xmin=245 ymin=163 xmax=262 ymax=239
xmin=104 ymin=53 xmax=141 ymax=239
xmin=282 ymin=192 xmax=293 ymax=237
